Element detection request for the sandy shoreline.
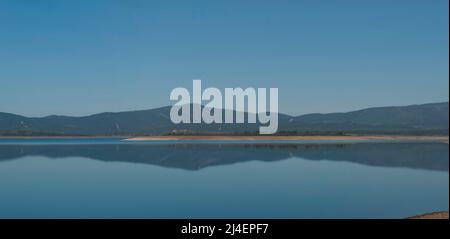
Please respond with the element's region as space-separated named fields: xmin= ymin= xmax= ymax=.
xmin=0 ymin=135 xmax=447 ymax=143
xmin=409 ymin=211 xmax=449 ymax=219
xmin=124 ymin=135 xmax=449 ymax=143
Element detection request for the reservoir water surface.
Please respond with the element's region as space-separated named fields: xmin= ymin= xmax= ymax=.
xmin=0 ymin=138 xmax=448 ymax=218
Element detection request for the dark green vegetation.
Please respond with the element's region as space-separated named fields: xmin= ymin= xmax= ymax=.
xmin=0 ymin=102 xmax=448 ymax=136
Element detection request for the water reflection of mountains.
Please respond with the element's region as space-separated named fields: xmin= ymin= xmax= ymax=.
xmin=0 ymin=143 xmax=448 ymax=171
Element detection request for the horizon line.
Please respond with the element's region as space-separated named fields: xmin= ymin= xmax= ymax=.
xmin=1 ymin=101 xmax=448 ymax=119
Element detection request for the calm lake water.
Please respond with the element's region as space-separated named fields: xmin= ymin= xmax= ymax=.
xmin=0 ymin=138 xmax=448 ymax=218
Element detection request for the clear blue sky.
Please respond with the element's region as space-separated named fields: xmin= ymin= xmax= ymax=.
xmin=0 ymin=0 xmax=448 ymax=117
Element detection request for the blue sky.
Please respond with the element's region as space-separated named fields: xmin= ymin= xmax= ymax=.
xmin=0 ymin=0 xmax=448 ymax=117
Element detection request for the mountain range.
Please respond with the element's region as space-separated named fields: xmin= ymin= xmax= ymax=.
xmin=0 ymin=102 xmax=448 ymax=136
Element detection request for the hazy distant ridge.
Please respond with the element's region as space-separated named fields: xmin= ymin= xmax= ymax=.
xmin=0 ymin=102 xmax=448 ymax=135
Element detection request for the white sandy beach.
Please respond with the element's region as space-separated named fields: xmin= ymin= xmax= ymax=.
xmin=125 ymin=135 xmax=449 ymax=143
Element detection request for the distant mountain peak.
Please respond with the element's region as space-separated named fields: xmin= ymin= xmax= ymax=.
xmin=0 ymin=102 xmax=448 ymax=136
